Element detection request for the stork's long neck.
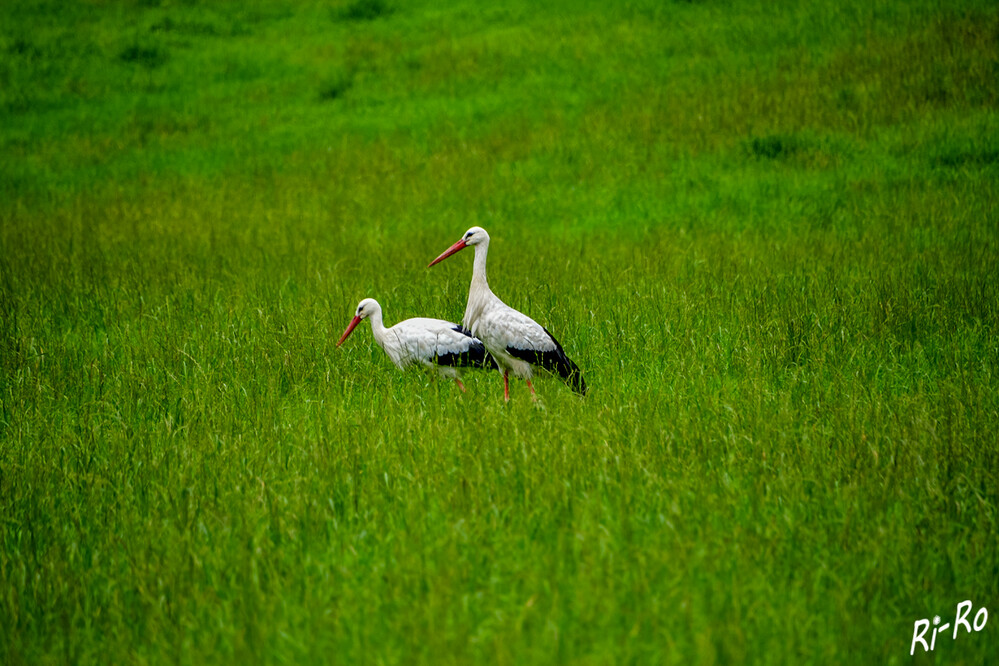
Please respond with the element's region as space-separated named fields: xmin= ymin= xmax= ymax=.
xmin=463 ymin=240 xmax=494 ymax=330
xmin=368 ymin=309 xmax=388 ymax=349
xmin=471 ymin=239 xmax=489 ymax=290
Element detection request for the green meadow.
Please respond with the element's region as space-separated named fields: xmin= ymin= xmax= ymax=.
xmin=2 ymin=0 xmax=997 ymax=663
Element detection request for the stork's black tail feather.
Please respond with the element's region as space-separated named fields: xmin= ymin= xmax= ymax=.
xmin=507 ymin=326 xmax=588 ymax=395
xmin=546 ymin=350 xmax=587 ymax=395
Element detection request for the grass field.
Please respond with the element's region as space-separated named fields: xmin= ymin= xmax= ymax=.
xmin=1 ymin=0 xmax=998 ymax=663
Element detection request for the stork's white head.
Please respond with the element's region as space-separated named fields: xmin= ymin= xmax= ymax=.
xmin=337 ymin=298 xmax=381 ymax=347
xmin=428 ymin=227 xmax=489 ymax=267
xmin=353 ymin=298 xmax=381 ymax=320
xmin=461 ymin=226 xmax=489 ymax=246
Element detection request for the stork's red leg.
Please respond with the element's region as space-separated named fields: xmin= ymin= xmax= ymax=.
xmin=503 ymin=370 xmax=510 ymax=402
xmin=454 ymin=378 xmax=466 ymax=393
xmin=527 ymin=379 xmax=537 ymax=402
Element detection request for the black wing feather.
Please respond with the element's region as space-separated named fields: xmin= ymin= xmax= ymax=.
xmin=506 ymin=326 xmax=587 ymax=395
xmin=433 ymin=327 xmax=497 ymax=369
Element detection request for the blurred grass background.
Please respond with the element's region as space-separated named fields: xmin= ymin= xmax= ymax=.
xmin=1 ymin=0 xmax=997 ymax=663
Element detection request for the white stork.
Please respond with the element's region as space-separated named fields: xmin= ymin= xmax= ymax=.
xmin=428 ymin=227 xmax=587 ymax=401
xmin=336 ymin=298 xmax=493 ymax=391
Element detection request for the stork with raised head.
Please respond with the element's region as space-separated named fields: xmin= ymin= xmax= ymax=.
xmin=428 ymin=227 xmax=587 ymax=401
xmin=336 ymin=298 xmax=493 ymax=391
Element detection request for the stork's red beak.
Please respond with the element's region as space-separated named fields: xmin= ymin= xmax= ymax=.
xmin=337 ymin=315 xmax=362 ymax=347
xmin=428 ymin=239 xmax=467 ymax=267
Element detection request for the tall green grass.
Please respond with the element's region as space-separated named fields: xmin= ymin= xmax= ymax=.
xmin=2 ymin=0 xmax=997 ymax=663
